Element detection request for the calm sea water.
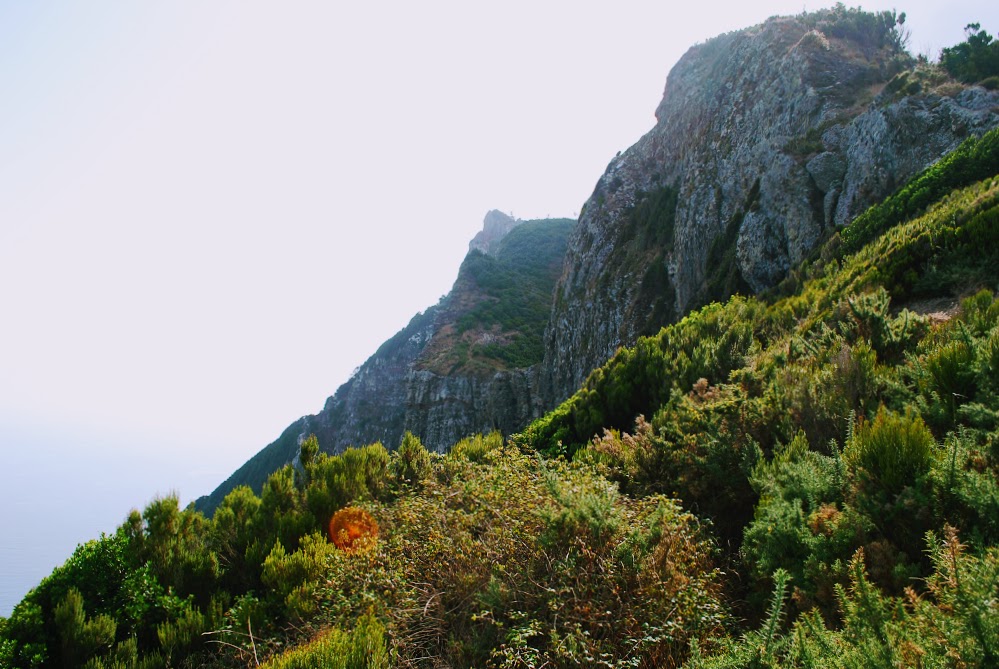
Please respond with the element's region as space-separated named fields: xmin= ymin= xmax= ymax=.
xmin=0 ymin=421 xmax=219 ymax=616
xmin=0 ymin=546 xmax=34 ymax=617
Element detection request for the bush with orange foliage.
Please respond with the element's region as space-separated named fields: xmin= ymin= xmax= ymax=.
xmin=328 ymin=507 xmax=379 ymax=552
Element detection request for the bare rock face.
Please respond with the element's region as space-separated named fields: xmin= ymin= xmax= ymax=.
xmin=469 ymin=210 xmax=521 ymax=256
xmin=306 ymin=211 xmax=558 ymax=454
xmin=305 ymin=320 xmax=547 ymax=455
xmin=543 ymin=14 xmax=999 ymax=403
xmin=401 ymin=367 xmax=547 ymax=452
xmin=306 ymin=307 xmax=438 ymax=453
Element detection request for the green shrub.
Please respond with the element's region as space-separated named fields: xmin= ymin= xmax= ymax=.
xmin=687 ymin=569 xmax=793 ymax=669
xmin=845 ymin=407 xmax=935 ymax=495
xmin=922 ymin=340 xmax=977 ymax=423
xmin=981 ymin=328 xmax=999 ymax=392
xmin=381 ymin=444 xmax=726 ymax=667
xmin=741 ymin=433 xmax=872 ymax=615
xmin=539 ymin=468 xmax=621 ymax=549
xmin=54 ymin=589 xmax=116 ymax=668
xmin=961 ymin=289 xmax=999 ymax=335
xmin=261 ymin=532 xmax=338 ymax=619
xmin=448 ymin=431 xmax=503 ymax=464
xmin=390 ymin=431 xmax=432 ymax=487
xmin=932 ymin=430 xmax=999 ymax=544
xmin=923 ymin=528 xmax=999 ymax=664
xmin=260 ymin=613 xmax=389 ymax=669
xmin=256 ymin=466 xmax=315 ymax=558
xmin=156 ymin=604 xmax=206 ymax=663
xmin=211 ymin=485 xmax=263 ymax=591
xmin=305 ymin=443 xmax=389 ymax=526
xmin=519 ymin=298 xmax=759 ymax=456
xmin=941 ymin=23 xmax=999 ymax=84
xmin=573 ymin=415 xmax=657 ymax=494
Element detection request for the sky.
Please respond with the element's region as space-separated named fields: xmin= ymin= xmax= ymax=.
xmin=0 ymin=0 xmax=995 ymax=615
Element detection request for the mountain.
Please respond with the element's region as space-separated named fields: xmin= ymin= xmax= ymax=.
xmin=6 ymin=9 xmax=999 ymax=669
xmin=542 ymin=9 xmax=999 ymax=401
xmin=10 ymin=116 xmax=999 ymax=669
xmin=200 ymin=8 xmax=999 ymax=514
xmin=195 ymin=213 xmax=574 ymax=513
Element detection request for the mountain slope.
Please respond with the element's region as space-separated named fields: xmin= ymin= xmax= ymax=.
xmin=202 ymin=9 xmax=999 ymax=517
xmin=195 ymin=214 xmax=573 ymax=513
xmin=6 ymin=118 xmax=998 ymax=669
xmin=7 ymin=11 xmax=999 ymax=669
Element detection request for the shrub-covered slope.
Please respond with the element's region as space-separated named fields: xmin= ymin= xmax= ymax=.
xmin=4 ymin=121 xmax=999 ymax=669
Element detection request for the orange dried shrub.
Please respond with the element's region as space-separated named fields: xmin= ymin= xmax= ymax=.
xmin=328 ymin=507 xmax=379 ymax=552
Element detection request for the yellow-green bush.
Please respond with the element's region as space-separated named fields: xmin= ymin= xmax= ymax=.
xmin=261 ymin=532 xmax=337 ymax=619
xmin=260 ymin=613 xmax=389 ymax=669
xmin=390 ymin=431 xmax=432 ymax=487
xmin=305 ymin=443 xmax=390 ymax=526
xmin=845 ymin=407 xmax=936 ymax=495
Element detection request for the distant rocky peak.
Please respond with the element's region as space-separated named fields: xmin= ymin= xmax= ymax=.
xmin=468 ymin=209 xmax=522 ymax=256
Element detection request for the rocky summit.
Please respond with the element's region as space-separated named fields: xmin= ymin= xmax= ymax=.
xmin=542 ymin=11 xmax=999 ymax=402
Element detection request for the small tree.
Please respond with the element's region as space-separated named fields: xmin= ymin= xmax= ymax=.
xmin=54 ymin=588 xmax=116 ymax=668
xmin=941 ymin=23 xmax=999 ymax=84
xmin=391 ymin=431 xmax=432 ymax=487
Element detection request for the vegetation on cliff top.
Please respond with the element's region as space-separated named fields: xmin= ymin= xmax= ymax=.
xmin=419 ymin=217 xmax=574 ymax=374
xmin=941 ymin=23 xmax=999 ymax=87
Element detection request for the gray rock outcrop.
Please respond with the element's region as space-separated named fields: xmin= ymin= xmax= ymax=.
xmin=469 ymin=210 xmax=522 ymax=256
xmin=542 ymin=14 xmax=999 ymax=403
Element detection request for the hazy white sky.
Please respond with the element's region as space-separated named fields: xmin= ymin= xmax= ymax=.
xmin=0 ymin=1 xmax=995 ymax=613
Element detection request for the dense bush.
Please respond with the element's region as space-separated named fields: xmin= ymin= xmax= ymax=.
xmin=845 ymin=407 xmax=935 ymax=497
xmin=260 ymin=613 xmax=389 ymax=669
xmin=806 ymin=3 xmax=909 ymax=53
xmin=517 ymin=170 xmax=999 ymax=664
xmin=941 ymin=23 xmax=999 ymax=84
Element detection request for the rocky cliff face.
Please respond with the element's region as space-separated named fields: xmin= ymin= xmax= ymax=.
xmin=197 ymin=215 xmax=572 ymax=512
xmin=543 ymin=11 xmax=999 ymax=402
xmin=309 ymin=215 xmax=572 ymax=455
xmin=400 ymin=367 xmax=547 ymax=450
xmin=305 ymin=305 xmax=549 ymax=455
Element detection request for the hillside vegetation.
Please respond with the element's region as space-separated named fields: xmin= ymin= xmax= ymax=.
xmin=3 ymin=117 xmax=999 ymax=668
xmin=6 ymin=11 xmax=999 ymax=663
xmin=419 ymin=218 xmax=574 ymax=373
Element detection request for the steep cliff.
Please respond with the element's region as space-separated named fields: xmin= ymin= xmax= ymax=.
xmin=196 ymin=213 xmax=573 ymax=512
xmin=200 ymin=8 xmax=999 ymax=513
xmin=543 ymin=8 xmax=999 ymax=402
